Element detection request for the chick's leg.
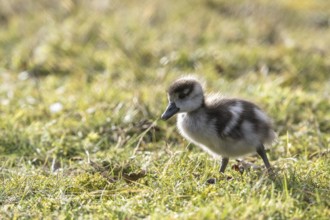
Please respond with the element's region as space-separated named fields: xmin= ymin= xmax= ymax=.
xmin=257 ymin=144 xmax=271 ymax=170
xmin=220 ymin=157 xmax=229 ymax=173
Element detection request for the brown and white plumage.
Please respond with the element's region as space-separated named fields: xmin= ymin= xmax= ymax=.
xmin=161 ymin=76 xmax=275 ymax=174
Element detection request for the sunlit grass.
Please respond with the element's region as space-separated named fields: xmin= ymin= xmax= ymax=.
xmin=0 ymin=0 xmax=329 ymax=219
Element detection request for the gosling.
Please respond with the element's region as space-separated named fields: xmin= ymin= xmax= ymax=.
xmin=161 ymin=76 xmax=275 ymax=174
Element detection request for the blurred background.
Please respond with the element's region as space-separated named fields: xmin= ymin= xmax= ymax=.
xmin=0 ymin=0 xmax=329 ymax=158
xmin=1 ymin=0 xmax=329 ymax=81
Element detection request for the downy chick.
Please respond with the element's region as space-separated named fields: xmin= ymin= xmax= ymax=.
xmin=161 ymin=76 xmax=275 ymax=174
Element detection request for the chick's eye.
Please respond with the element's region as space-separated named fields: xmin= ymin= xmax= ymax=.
xmin=178 ymin=93 xmax=186 ymax=99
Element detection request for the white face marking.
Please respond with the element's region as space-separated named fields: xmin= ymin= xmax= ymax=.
xmin=254 ymin=108 xmax=268 ymax=123
xmin=183 ymin=88 xmax=190 ymax=95
xmin=223 ymin=102 xmax=243 ymax=135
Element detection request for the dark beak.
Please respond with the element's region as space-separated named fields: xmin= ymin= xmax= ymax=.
xmin=161 ymin=102 xmax=180 ymax=120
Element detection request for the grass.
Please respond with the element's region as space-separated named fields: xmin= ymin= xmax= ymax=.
xmin=0 ymin=0 xmax=329 ymax=219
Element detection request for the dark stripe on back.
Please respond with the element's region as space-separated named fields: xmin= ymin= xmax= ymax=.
xmin=227 ymin=100 xmax=271 ymax=139
xmin=227 ymin=101 xmax=256 ymax=139
xmin=205 ymin=99 xmax=234 ymax=137
xmin=206 ymin=99 xmax=268 ymax=139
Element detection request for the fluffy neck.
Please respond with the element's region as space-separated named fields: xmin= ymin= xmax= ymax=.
xmin=187 ymin=97 xmax=205 ymax=115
